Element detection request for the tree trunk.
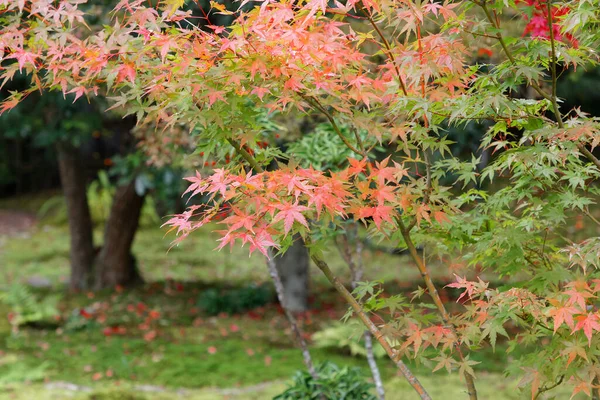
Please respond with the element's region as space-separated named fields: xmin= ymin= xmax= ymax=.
xmin=275 ymin=236 xmax=310 ymax=312
xmin=94 ymin=178 xmax=144 ymax=289
xmin=56 ymin=142 xmax=95 ymax=291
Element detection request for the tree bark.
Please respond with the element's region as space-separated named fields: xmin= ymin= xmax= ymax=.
xmin=94 ymin=178 xmax=144 ymax=289
xmin=56 ymin=142 xmax=95 ymax=291
xmin=274 ymin=236 xmax=310 ymax=312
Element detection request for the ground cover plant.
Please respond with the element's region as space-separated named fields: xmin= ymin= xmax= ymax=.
xmin=2 ymin=0 xmax=600 ymax=398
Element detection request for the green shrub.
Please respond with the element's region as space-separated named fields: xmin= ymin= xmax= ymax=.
xmin=197 ymin=284 xmax=274 ymax=315
xmin=312 ymin=321 xmax=387 ymax=359
xmin=274 ymin=362 xmax=376 ymax=400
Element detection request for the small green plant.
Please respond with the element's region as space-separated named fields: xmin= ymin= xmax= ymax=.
xmin=0 ymin=284 xmax=60 ymax=334
xmin=274 ymin=361 xmax=376 ymax=400
xmin=197 ymin=284 xmax=274 ymax=315
xmin=313 ymin=322 xmax=386 ymax=359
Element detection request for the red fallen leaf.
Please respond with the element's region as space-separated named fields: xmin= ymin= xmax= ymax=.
xmin=246 ymin=348 xmax=255 ymax=356
xmin=148 ymin=310 xmax=161 ymax=320
xmin=247 ymin=311 xmax=261 ymax=320
xmin=102 ymin=327 xmax=113 ymax=337
xmin=115 ymin=285 xmax=124 ymax=293
xmin=230 ymin=324 xmax=240 ymax=333
xmin=208 ymin=346 xmax=217 ymax=354
xmin=105 ymin=369 xmax=114 ymax=378
xmin=83 ymin=365 xmax=92 ymax=372
xmin=136 ymin=302 xmax=147 ymax=314
xmin=127 ymin=304 xmax=135 ymax=313
xmin=92 ymin=372 xmax=103 ymax=381
xmin=219 ymin=327 xmax=228 ymax=337
xmin=87 ymin=292 xmax=95 ymax=299
xmin=7 ymin=312 xmax=14 ymax=322
xmin=139 ymin=323 xmax=150 ymax=331
xmin=264 ymin=355 xmax=272 ymax=366
xmin=79 ymin=309 xmax=92 ymax=319
xmin=144 ymin=330 xmax=157 ymax=342
xmin=175 ymin=283 xmax=184 ymax=292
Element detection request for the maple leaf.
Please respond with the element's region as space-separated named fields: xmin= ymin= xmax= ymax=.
xmin=518 ymin=367 xmax=540 ymax=400
xmin=570 ymin=379 xmax=591 ymax=399
xmin=116 ymin=63 xmax=136 ymax=84
xmin=401 ymin=323 xmax=425 ymax=355
xmin=547 ymin=298 xmax=578 ymax=333
xmin=182 ymin=171 xmax=208 ymax=199
xmin=432 ymin=354 xmax=456 ymax=373
xmin=560 ymin=340 xmax=588 ymax=367
xmin=273 ymin=202 xmax=309 ymax=234
xmin=564 ymin=286 xmax=595 ymax=311
xmin=433 ymin=210 xmax=450 ymax=224
xmin=572 ymin=312 xmax=600 ymax=346
xmin=222 ymin=207 xmax=256 ymax=233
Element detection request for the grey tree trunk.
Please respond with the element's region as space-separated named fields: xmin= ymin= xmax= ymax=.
xmin=94 ymin=178 xmax=144 ymax=289
xmin=274 ymin=236 xmax=310 ymax=312
xmin=56 ymin=142 xmax=95 ymax=291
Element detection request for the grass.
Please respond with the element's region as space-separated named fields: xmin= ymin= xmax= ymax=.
xmin=0 ymin=191 xmax=579 ymax=399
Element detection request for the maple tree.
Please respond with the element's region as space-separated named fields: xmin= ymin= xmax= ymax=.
xmin=2 ymin=0 xmax=600 ymax=398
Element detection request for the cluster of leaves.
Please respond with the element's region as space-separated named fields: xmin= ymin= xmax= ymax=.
xmin=274 ymin=361 xmax=376 ymax=400
xmin=197 ymin=284 xmax=274 ymax=316
xmin=447 ymin=276 xmax=600 ymax=398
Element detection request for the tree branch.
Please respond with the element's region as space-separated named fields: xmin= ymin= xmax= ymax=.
xmin=397 ymin=217 xmax=478 ymax=400
xmin=308 ymin=241 xmax=432 ymax=400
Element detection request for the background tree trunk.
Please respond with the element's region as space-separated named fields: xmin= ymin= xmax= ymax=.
xmin=94 ymin=179 xmax=144 ymax=289
xmin=275 ymin=236 xmax=310 ymax=312
xmin=56 ymin=142 xmax=95 ymax=291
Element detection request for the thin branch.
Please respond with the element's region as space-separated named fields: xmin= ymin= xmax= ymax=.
xmin=362 ymin=7 xmax=408 ymax=96
xmin=534 ymin=375 xmax=564 ymax=400
xmin=226 ymin=138 xmax=263 ymax=172
xmin=397 ymin=217 xmax=478 ymax=400
xmin=408 ymin=150 xmax=432 ymax=231
xmin=300 ymin=93 xmax=367 ymax=157
xmin=308 ymin=240 xmax=432 ymax=400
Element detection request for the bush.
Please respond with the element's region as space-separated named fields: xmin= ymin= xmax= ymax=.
xmin=197 ymin=284 xmax=274 ymax=315
xmin=274 ymin=362 xmax=376 ymax=400
xmin=312 ymin=322 xmax=387 ymax=359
